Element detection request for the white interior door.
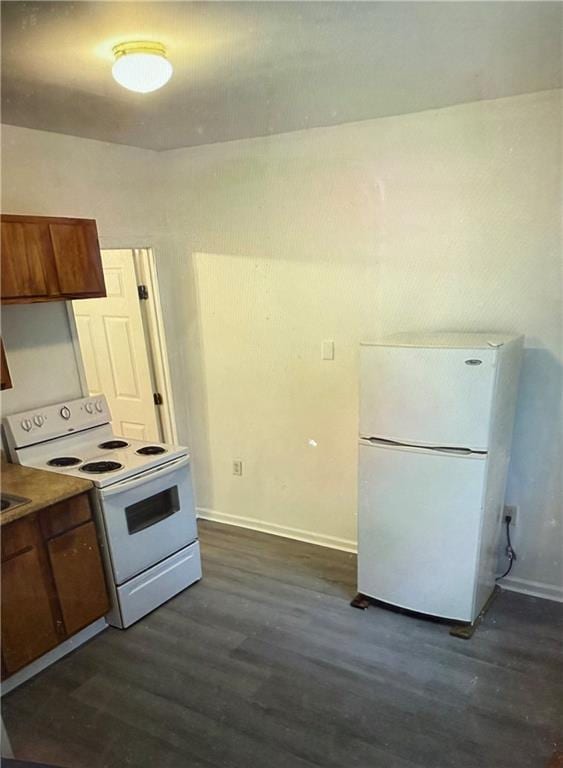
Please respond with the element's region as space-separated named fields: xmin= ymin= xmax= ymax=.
xmin=358 ymin=441 xmax=486 ymax=621
xmin=72 ymin=249 xmax=161 ymax=442
xmin=360 ymin=344 xmax=498 ymax=451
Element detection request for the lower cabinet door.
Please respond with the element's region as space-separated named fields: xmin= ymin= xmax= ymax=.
xmin=1 ymin=548 xmax=60 ymax=675
xmin=48 ymin=521 xmax=109 ymax=636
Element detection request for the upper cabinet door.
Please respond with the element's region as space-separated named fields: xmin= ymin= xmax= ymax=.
xmin=49 ymin=220 xmax=105 ymax=297
xmin=1 ymin=221 xmax=53 ymax=298
xmin=0 ymin=215 xmax=106 ymax=302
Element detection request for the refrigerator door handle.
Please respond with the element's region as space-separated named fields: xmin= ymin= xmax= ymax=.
xmin=360 ymin=436 xmax=486 ymax=456
xmin=362 ymin=436 xmax=412 ymax=448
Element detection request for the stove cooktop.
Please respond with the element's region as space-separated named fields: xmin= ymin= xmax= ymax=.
xmin=17 ymin=431 xmax=188 ymax=488
xmin=26 ymin=444 xmax=189 ymax=488
xmin=4 ymin=397 xmax=189 ymax=489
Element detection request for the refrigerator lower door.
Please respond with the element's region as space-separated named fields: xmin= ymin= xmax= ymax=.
xmin=358 ymin=441 xmax=487 ymax=622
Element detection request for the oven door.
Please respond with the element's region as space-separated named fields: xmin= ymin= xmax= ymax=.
xmin=99 ymin=455 xmax=197 ymax=585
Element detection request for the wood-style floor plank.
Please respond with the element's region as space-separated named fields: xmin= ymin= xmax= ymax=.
xmin=3 ymin=520 xmax=562 ymax=768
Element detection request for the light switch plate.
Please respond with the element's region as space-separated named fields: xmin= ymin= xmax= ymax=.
xmin=321 ymin=340 xmax=335 ymax=360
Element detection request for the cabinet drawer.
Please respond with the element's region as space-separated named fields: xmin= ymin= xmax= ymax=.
xmin=40 ymin=493 xmax=92 ymax=539
xmin=1 ymin=516 xmax=37 ymax=561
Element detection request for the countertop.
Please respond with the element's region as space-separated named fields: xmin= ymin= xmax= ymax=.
xmin=1 ymin=461 xmax=93 ymax=526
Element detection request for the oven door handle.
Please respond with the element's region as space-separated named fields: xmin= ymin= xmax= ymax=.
xmin=101 ymin=455 xmax=190 ymax=497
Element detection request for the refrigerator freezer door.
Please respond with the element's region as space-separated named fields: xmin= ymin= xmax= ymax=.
xmin=360 ymin=344 xmax=497 ymax=451
xmin=358 ymin=442 xmax=486 ymax=621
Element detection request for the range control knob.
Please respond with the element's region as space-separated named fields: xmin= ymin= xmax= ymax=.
xmin=33 ymin=415 xmax=44 ymax=427
xmin=21 ymin=418 xmax=33 ymax=432
xmin=84 ymin=402 xmax=94 ymax=414
xmin=95 ymin=400 xmax=104 ymax=413
xmin=60 ymin=406 xmax=71 ymax=420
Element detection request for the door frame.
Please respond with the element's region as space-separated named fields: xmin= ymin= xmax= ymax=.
xmin=67 ymin=247 xmax=179 ymax=445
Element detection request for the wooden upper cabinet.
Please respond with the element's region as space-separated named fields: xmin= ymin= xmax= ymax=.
xmin=1 ymin=214 xmax=106 ymax=303
xmin=49 ymin=220 xmax=105 ymax=297
xmin=1 ymin=221 xmax=53 ymax=298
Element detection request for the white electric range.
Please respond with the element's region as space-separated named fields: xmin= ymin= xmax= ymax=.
xmin=4 ymin=396 xmax=202 ymax=628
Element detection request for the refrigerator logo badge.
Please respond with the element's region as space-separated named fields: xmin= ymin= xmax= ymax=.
xmin=465 ymin=359 xmax=483 ymax=366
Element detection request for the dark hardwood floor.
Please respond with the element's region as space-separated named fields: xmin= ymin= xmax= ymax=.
xmin=3 ymin=520 xmax=562 ymax=768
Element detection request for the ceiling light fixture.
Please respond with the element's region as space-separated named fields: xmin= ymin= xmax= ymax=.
xmin=112 ymin=41 xmax=173 ymax=93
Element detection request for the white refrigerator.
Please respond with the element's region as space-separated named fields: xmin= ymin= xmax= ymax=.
xmin=358 ymin=332 xmax=523 ymax=623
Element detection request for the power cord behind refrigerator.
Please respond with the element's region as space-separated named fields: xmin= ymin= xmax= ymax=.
xmin=497 ymin=513 xmax=517 ymax=580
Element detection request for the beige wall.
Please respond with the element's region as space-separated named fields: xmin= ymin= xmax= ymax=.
xmin=159 ymin=89 xmax=562 ymax=597
xmin=1 ymin=88 xmax=561 ymax=598
xmin=1 ymin=302 xmax=83 ymax=415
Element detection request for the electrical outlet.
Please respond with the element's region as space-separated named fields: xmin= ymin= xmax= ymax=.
xmin=232 ymin=460 xmax=243 ymax=476
xmin=504 ymin=504 xmax=518 ymax=527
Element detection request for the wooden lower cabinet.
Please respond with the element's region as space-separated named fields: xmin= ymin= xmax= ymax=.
xmin=1 ymin=547 xmax=60 ymax=676
xmin=48 ymin=521 xmax=109 ymax=636
xmin=1 ymin=493 xmax=109 ymax=678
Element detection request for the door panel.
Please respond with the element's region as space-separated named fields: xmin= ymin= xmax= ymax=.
xmin=72 ymin=249 xmax=161 ymax=441
xmin=120 ymin=422 xmax=147 ymax=440
xmin=104 ymin=316 xmax=141 ymax=397
xmin=74 ymin=315 xmax=103 ymax=394
xmin=360 ymin=344 xmax=497 ymax=450
xmin=50 ymin=221 xmax=105 ymax=296
xmin=358 ymin=442 xmax=486 ymax=621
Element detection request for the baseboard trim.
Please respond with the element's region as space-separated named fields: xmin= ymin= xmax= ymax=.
xmin=0 ymin=617 xmax=108 ymax=696
xmin=197 ymin=509 xmax=561 ymax=603
xmin=499 ymin=575 xmax=563 ymax=603
xmin=197 ymin=507 xmax=357 ymax=553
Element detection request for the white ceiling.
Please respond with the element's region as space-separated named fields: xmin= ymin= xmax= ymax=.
xmin=2 ymin=1 xmax=562 ymax=151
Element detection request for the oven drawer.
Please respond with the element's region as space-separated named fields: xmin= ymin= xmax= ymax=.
xmin=111 ymin=541 xmax=202 ymax=628
xmin=99 ymin=456 xmax=197 ymax=585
